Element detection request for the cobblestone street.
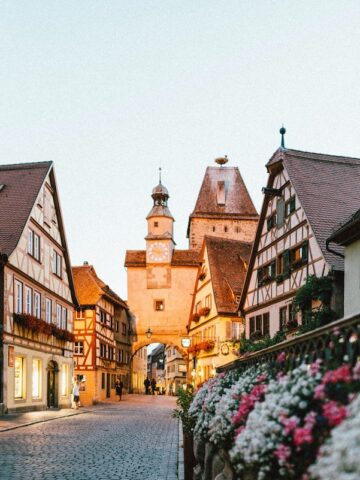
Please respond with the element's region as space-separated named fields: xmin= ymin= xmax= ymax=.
xmin=0 ymin=395 xmax=179 ymax=480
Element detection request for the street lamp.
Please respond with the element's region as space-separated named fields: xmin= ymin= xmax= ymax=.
xmin=145 ymin=328 xmax=152 ymax=339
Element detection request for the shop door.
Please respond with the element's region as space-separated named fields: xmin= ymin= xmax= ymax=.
xmin=47 ymin=361 xmax=58 ymax=408
xmin=106 ymin=373 xmax=111 ymax=398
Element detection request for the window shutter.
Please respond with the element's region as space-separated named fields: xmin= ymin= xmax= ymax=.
xmin=276 ymin=199 xmax=285 ymax=228
xmin=270 ymin=260 xmax=276 ymax=278
xmin=226 ymin=321 xmax=232 ymax=340
xmin=301 ymin=240 xmax=309 ymax=263
xmin=283 ymin=249 xmax=290 ymax=278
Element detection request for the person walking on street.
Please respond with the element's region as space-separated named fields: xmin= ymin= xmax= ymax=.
xmin=144 ymin=377 xmax=150 ymax=395
xmin=115 ymin=379 xmax=123 ymax=401
xmin=72 ymin=379 xmax=80 ymax=409
xmin=151 ymin=378 xmax=156 ymax=395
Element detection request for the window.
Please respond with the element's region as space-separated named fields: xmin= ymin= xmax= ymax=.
xmin=14 ymin=280 xmax=23 ymax=314
xmin=25 ymin=286 xmax=33 ymax=315
xmin=34 ymin=292 xmax=41 ymax=319
xmin=52 ymin=250 xmax=62 ymax=277
xmin=277 ymin=250 xmax=290 ymax=280
xmin=279 ymin=306 xmax=287 ymax=331
xmin=263 ymin=313 xmax=270 ymax=336
xmin=154 ymin=221 xmax=159 ymax=227
xmin=232 ymin=322 xmax=242 ymax=339
xmin=288 ymin=303 xmax=294 ymax=324
xmin=195 ymin=301 xmax=202 ymax=313
xmin=61 ymin=364 xmax=68 ymax=396
xmin=100 ymin=310 xmax=107 ymax=324
xmin=257 ymin=260 xmax=276 ymax=285
xmin=14 ymin=356 xmax=25 ymax=399
xmin=75 ymin=309 xmax=85 ymax=319
xmin=267 ymin=212 xmax=277 ymax=231
xmin=100 ymin=343 xmax=106 ymax=358
xmin=289 ymin=241 xmax=309 ymax=271
xmin=109 ymin=316 xmax=113 ymax=330
xmin=285 ymin=196 xmax=296 ymax=217
xmin=276 ymin=199 xmax=285 ymax=228
xmin=45 ymin=299 xmax=52 ymax=323
xmin=224 ymin=226 xmax=228 ymax=233
xmin=108 ymin=347 xmax=114 ymax=361
xmin=115 ymin=320 xmax=119 ymax=332
xmin=32 ymin=359 xmax=41 ymax=399
xmin=28 ymin=230 xmax=41 ymax=261
xmin=125 ymin=351 xmax=130 ymax=364
xmin=235 ymin=226 xmax=241 ymax=233
xmin=122 ymin=322 xmax=127 ymax=335
xmin=28 ymin=229 xmax=33 ymax=255
xmin=101 ymin=373 xmax=105 ymax=389
xmin=74 ymin=342 xmax=84 ymax=355
xmin=205 ymin=295 xmax=212 ymax=309
xmin=34 ymin=234 xmax=40 ymax=261
xmin=119 ymin=349 xmax=124 ymax=363
xmin=212 ymin=226 xmax=216 ymax=232
xmin=155 ymin=300 xmax=164 ymax=311
xmin=56 ymin=304 xmax=62 ymax=327
xmin=249 ymin=312 xmax=270 ymax=337
xmin=61 ymin=307 xmax=67 ymax=330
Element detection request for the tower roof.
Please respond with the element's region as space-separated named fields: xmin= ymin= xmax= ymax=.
xmin=147 ymin=179 xmax=174 ymax=220
xmin=188 ymin=165 xmax=258 ymax=233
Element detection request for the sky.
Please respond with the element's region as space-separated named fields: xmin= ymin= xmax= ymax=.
xmin=1 ymin=1 xmax=360 ymax=299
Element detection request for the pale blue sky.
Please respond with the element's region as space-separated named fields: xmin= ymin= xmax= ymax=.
xmin=1 ymin=1 xmax=360 ymax=298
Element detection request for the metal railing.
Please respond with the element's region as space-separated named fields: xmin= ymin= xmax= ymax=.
xmin=217 ymin=313 xmax=360 ymax=374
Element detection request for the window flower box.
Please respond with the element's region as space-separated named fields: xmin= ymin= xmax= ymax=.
xmin=198 ymin=307 xmax=210 ymax=317
xmin=188 ymin=344 xmax=200 ymax=354
xmin=13 ymin=313 xmax=75 ymax=342
xmin=198 ymin=340 xmax=215 ymax=352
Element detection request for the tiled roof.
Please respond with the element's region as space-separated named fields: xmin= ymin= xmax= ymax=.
xmin=327 ymin=207 xmax=360 ymax=246
xmin=0 ymin=162 xmax=52 ymax=255
xmin=72 ymin=265 xmax=127 ymax=308
xmin=124 ymin=249 xmax=200 ymax=267
xmin=282 ymin=149 xmax=360 ymax=271
xmin=189 ymin=166 xmax=258 ymax=220
xmin=205 ymin=236 xmax=252 ymax=314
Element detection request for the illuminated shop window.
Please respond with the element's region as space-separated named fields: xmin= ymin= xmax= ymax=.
xmin=14 ymin=356 xmax=25 ymax=399
xmin=61 ymin=364 xmax=68 ymax=396
xmin=32 ymin=359 xmax=41 ymax=399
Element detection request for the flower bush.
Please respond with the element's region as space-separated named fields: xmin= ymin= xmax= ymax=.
xmin=14 ymin=313 xmax=75 ymax=342
xmin=229 ymin=361 xmax=360 ymax=479
xmin=198 ymin=307 xmax=210 ymax=317
xmin=309 ymin=394 xmax=360 ymax=480
xmin=189 ymin=371 xmax=238 ymax=442
xmin=208 ymin=365 xmax=268 ymax=448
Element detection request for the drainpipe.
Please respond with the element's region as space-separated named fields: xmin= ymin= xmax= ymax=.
xmin=0 ymin=253 xmax=8 ymax=407
xmin=325 ymin=239 xmax=345 ymax=259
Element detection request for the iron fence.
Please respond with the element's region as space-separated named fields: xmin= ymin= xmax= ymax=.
xmin=217 ymin=312 xmax=360 ymax=374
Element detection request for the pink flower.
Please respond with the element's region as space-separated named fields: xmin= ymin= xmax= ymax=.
xmin=310 ymin=359 xmax=322 ymax=375
xmin=256 ymin=373 xmax=267 ymax=383
xmin=322 ymin=365 xmax=352 ymax=385
xmin=322 ymin=401 xmax=347 ymax=427
xmin=276 ymin=371 xmax=285 ymax=380
xmin=281 ymin=415 xmax=299 ymax=436
xmin=353 ymin=361 xmax=360 ymax=380
xmin=304 ymin=411 xmax=317 ymax=429
xmin=277 ymin=351 xmax=286 ymax=362
xmin=293 ymin=427 xmax=313 ymax=446
xmin=314 ymin=383 xmax=326 ymax=400
xmin=232 ymin=384 xmax=267 ymax=426
xmin=274 ymin=443 xmax=291 ymax=462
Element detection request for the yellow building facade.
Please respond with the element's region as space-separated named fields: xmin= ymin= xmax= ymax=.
xmin=188 ymin=237 xmax=252 ymax=386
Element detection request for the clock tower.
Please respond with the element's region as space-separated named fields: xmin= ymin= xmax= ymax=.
xmin=145 ymin=175 xmax=175 ymax=264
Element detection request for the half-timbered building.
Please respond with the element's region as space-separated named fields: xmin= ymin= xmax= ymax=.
xmin=241 ymin=147 xmax=360 ymax=338
xmin=72 ymin=264 xmax=129 ymax=405
xmin=0 ymin=161 xmax=77 ymax=413
xmin=188 ymin=236 xmax=252 ymax=386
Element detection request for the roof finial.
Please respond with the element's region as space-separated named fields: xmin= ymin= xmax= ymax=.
xmin=159 ymin=166 xmax=162 ymax=184
xmin=280 ymin=125 xmax=286 ymax=149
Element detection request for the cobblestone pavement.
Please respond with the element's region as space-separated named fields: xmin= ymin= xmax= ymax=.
xmin=0 ymin=395 xmax=179 ymax=480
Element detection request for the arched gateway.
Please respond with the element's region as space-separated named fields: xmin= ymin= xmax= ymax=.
xmin=125 ymin=175 xmax=200 ymax=364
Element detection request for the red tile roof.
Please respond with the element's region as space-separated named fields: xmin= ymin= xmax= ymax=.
xmin=72 ymin=265 xmax=127 ymax=307
xmin=189 ymin=166 xmax=258 ymax=222
xmin=124 ymin=249 xmax=200 ymax=267
xmin=0 ymin=162 xmax=52 ymax=255
xmin=205 ymin=236 xmax=252 ymax=314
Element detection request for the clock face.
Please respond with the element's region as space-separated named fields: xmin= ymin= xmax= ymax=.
xmin=148 ymin=242 xmax=170 ymax=262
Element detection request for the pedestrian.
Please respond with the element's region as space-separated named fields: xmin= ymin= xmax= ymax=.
xmin=151 ymin=378 xmax=156 ymax=395
xmin=115 ymin=379 xmax=123 ymax=401
xmin=72 ymin=379 xmax=80 ymax=409
xmin=144 ymin=377 xmax=150 ymax=395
